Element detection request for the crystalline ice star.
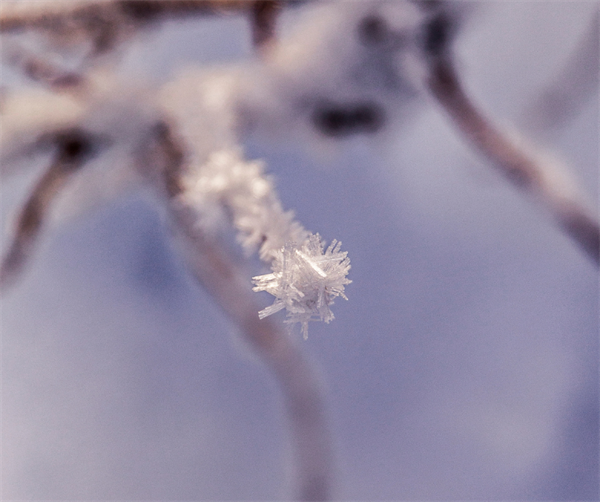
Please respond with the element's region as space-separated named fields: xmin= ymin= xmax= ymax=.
xmin=252 ymin=234 xmax=351 ymax=339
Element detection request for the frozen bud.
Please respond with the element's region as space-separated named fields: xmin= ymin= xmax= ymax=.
xmin=253 ymin=234 xmax=351 ymax=339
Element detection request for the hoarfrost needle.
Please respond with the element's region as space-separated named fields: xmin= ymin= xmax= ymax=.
xmin=253 ymin=234 xmax=351 ymax=339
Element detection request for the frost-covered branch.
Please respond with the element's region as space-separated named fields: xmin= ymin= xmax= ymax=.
xmin=178 ymin=148 xmax=308 ymax=260
xmin=177 ymin=147 xmax=351 ymax=338
xmin=151 ymin=122 xmax=335 ymax=500
xmin=426 ymin=57 xmax=600 ymax=265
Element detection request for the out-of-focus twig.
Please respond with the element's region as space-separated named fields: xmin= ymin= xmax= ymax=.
xmin=0 ymin=1 xmax=256 ymax=33
xmin=0 ymin=129 xmax=96 ymax=290
xmin=152 ymin=122 xmax=334 ymax=501
xmin=251 ymin=0 xmax=281 ymax=50
xmin=0 ymin=1 xmax=248 ymax=60
xmin=3 ymin=42 xmax=87 ymax=91
xmin=427 ymin=58 xmax=600 ymax=265
xmin=0 ymin=0 xmax=301 ymax=57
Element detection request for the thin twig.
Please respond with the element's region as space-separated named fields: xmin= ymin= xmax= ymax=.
xmin=0 ymin=0 xmax=300 ymax=51
xmin=152 ymin=122 xmax=334 ymax=500
xmin=0 ymin=129 xmax=95 ymax=290
xmin=427 ymin=58 xmax=600 ymax=265
xmin=0 ymin=1 xmax=255 ymax=32
xmin=0 ymin=1 xmax=260 ymax=60
xmin=3 ymin=42 xmax=87 ymax=91
xmin=251 ymin=0 xmax=281 ymax=51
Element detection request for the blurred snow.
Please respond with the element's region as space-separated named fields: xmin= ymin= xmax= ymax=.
xmin=1 ymin=1 xmax=598 ymax=500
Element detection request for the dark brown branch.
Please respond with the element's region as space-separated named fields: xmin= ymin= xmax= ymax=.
xmin=251 ymin=0 xmax=280 ymax=50
xmin=427 ymin=58 xmax=599 ymax=265
xmin=151 ymin=122 xmax=334 ymax=500
xmin=0 ymin=130 xmax=95 ymax=290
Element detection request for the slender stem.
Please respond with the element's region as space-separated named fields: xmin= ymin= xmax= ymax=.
xmin=0 ymin=129 xmax=94 ymax=291
xmin=251 ymin=0 xmax=281 ymax=51
xmin=153 ymin=122 xmax=334 ymax=500
xmin=427 ymin=58 xmax=600 ymax=265
xmin=1 ymin=0 xmax=306 ymax=68
xmin=0 ymin=0 xmax=275 ymax=59
xmin=3 ymin=42 xmax=86 ymax=91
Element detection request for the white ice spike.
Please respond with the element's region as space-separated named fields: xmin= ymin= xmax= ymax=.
xmin=253 ymin=234 xmax=351 ymax=339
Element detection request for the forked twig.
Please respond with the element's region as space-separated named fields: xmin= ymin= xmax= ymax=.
xmin=153 ymin=122 xmax=334 ymax=501
xmin=427 ymin=58 xmax=600 ymax=265
xmin=0 ymin=129 xmax=96 ymax=290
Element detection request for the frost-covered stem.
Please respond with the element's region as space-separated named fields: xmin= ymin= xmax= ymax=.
xmin=0 ymin=129 xmax=95 ymax=291
xmin=155 ymin=124 xmax=334 ymax=501
xmin=427 ymin=58 xmax=600 ymax=265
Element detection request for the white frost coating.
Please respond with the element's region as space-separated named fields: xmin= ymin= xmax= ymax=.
xmin=179 ymin=148 xmax=308 ymax=260
xmin=178 ymin=146 xmax=350 ymax=338
xmin=252 ymin=234 xmax=351 ymax=340
xmin=159 ymin=69 xmax=242 ymax=159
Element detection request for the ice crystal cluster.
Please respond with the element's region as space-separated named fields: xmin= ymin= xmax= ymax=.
xmin=179 ymin=147 xmax=350 ymax=337
xmin=253 ymin=234 xmax=351 ymax=340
